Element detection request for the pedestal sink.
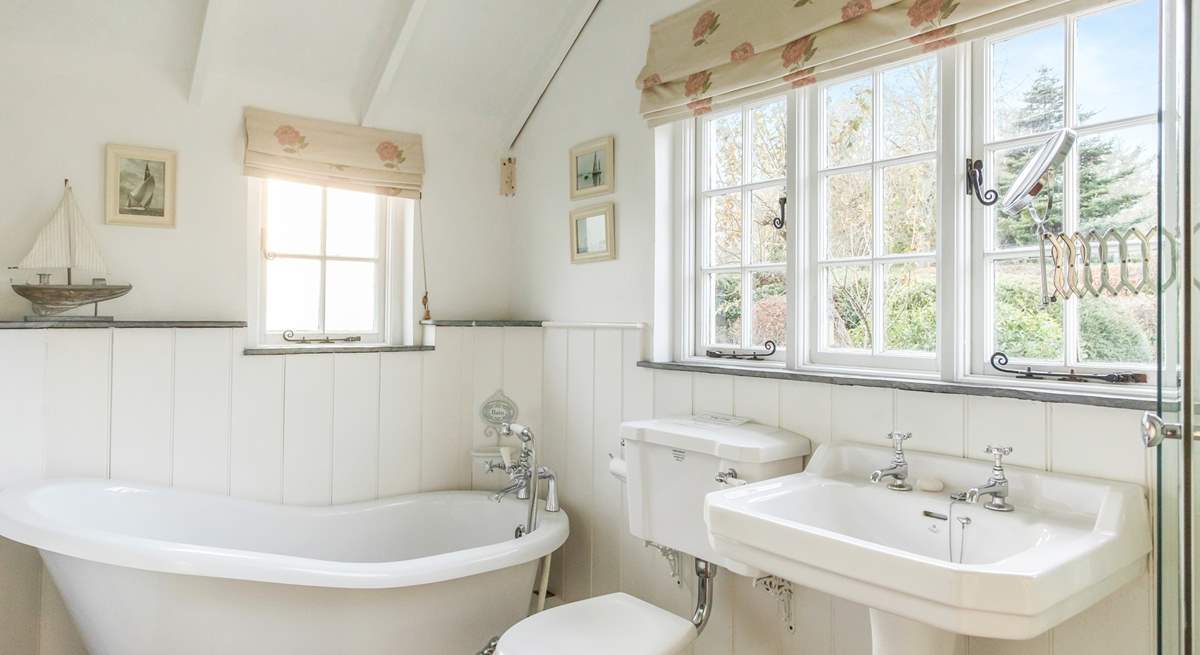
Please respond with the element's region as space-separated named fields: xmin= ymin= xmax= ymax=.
xmin=703 ymin=442 xmax=1151 ymax=655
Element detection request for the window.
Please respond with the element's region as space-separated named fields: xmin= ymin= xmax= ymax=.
xmin=257 ymin=179 xmax=388 ymax=344
xmin=695 ymin=97 xmax=789 ymax=357
xmin=972 ymin=0 xmax=1160 ymax=373
xmin=679 ymin=0 xmax=1164 ymax=388
xmin=811 ymin=57 xmax=941 ymax=371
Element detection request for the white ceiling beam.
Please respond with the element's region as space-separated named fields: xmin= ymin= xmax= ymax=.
xmin=361 ymin=0 xmax=429 ymax=127
xmin=505 ymin=0 xmax=602 ymax=151
xmin=188 ymin=0 xmax=234 ymax=104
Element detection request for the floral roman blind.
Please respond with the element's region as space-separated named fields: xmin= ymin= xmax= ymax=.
xmin=243 ymin=107 xmax=424 ymax=198
xmin=637 ymin=0 xmax=1118 ymax=124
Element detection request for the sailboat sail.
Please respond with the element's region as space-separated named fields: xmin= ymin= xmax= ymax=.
xmin=128 ymin=164 xmax=155 ymax=209
xmin=17 ymin=186 xmax=108 ymax=274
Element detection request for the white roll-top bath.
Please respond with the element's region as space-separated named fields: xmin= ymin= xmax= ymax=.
xmin=0 ymin=480 xmax=568 ymax=655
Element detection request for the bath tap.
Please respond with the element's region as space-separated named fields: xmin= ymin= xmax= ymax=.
xmin=869 ymin=432 xmax=912 ymax=491
xmin=495 ymin=423 xmax=560 ymax=537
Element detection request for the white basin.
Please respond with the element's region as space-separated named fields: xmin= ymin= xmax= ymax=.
xmin=704 ymin=442 xmax=1150 ymax=652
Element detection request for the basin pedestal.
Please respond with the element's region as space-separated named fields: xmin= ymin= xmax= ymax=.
xmin=869 ymin=610 xmax=965 ymax=655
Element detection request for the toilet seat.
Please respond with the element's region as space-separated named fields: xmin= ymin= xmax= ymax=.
xmin=495 ymin=592 xmax=695 ymax=655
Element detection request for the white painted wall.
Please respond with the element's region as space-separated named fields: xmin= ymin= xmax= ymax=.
xmin=508 ymin=0 xmax=693 ymax=323
xmin=0 ymin=2 xmax=511 ymax=322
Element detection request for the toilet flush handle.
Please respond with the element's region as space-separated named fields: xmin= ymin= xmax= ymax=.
xmin=715 ymin=468 xmax=747 ymax=487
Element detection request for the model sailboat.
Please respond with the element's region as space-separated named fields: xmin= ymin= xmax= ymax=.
xmin=9 ymin=180 xmax=132 ymax=319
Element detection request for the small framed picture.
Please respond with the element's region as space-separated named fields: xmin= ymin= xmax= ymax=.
xmin=105 ymin=144 xmax=176 ymax=228
xmin=569 ymin=136 xmax=614 ymax=200
xmin=569 ymin=203 xmax=616 ymax=263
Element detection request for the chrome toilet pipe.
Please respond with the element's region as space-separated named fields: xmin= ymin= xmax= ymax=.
xmin=691 ymin=558 xmax=718 ymax=634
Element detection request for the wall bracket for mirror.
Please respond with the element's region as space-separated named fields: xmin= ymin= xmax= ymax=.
xmin=707 ymin=340 xmax=777 ymax=360
xmin=989 ymin=352 xmax=1147 ymax=384
xmin=965 ymin=158 xmax=999 ymax=207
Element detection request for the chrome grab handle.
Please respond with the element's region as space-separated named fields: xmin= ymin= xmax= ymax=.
xmin=1142 ymin=412 xmax=1181 ymax=447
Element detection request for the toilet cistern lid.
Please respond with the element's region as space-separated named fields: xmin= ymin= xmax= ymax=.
xmin=495 ymin=592 xmax=695 ymax=655
xmin=621 ymin=414 xmax=812 ymax=463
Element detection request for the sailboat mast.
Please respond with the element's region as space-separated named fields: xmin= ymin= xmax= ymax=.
xmin=65 ymin=179 xmax=73 ymax=286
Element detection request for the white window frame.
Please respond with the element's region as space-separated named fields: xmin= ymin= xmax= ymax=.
xmin=967 ymin=6 xmax=1161 ymax=379
xmin=247 ymin=178 xmax=408 ymax=347
xmin=803 ymin=53 xmax=953 ymax=374
xmin=670 ymin=0 xmax=1167 ymax=397
xmin=692 ymin=98 xmax=790 ymax=362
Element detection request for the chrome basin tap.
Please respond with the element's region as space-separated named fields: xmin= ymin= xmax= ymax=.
xmin=961 ymin=445 xmax=1014 ymax=512
xmin=870 ymin=432 xmax=912 ymax=491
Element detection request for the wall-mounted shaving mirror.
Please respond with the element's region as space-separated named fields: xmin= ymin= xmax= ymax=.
xmin=998 ymin=128 xmax=1076 ymax=220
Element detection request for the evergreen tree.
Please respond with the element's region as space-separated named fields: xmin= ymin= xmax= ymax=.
xmin=997 ymin=66 xmax=1149 ymax=246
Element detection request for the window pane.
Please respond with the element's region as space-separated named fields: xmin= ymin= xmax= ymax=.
xmin=990 ymin=23 xmax=1065 ymax=140
xmin=993 ymin=144 xmax=1064 ymax=248
xmin=1079 ymin=289 xmax=1155 ymax=364
xmin=993 ymin=258 xmax=1063 ymax=360
xmin=326 ymin=188 xmax=379 ymax=258
xmin=709 ymin=192 xmax=742 ymax=266
xmin=825 ymin=265 xmax=872 ymax=350
xmin=1075 ymin=0 xmax=1158 ymax=126
xmin=881 ymin=58 xmax=938 ymax=158
xmin=825 ymin=171 xmax=872 ymax=258
xmin=325 ymin=261 xmax=376 ymax=332
xmin=265 ymin=257 xmax=321 ymax=332
xmin=752 ymin=271 xmax=787 ymax=348
xmin=708 ymin=111 xmax=743 ymax=189
xmin=751 ymin=186 xmax=786 ymax=264
xmin=750 ymin=99 xmax=787 ymax=182
xmin=884 ymin=262 xmax=936 ymax=353
xmin=266 ymin=179 xmax=323 ymax=255
xmin=824 ymin=76 xmax=873 ymax=167
xmin=711 ymin=272 xmax=742 ymax=346
xmin=882 ymin=160 xmax=936 ymax=255
xmin=1078 ymin=123 xmax=1158 ymax=235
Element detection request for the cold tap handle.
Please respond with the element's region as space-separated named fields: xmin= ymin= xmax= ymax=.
xmin=887 ymin=432 xmax=912 ymax=453
xmin=985 ymin=445 xmax=1013 ymax=470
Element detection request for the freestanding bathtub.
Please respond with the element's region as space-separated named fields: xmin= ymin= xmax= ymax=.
xmin=0 ymin=479 xmax=568 ymax=655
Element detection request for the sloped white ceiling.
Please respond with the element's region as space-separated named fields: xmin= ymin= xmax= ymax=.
xmin=0 ymin=0 xmax=596 ymax=148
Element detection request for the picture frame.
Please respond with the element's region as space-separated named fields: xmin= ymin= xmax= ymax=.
xmin=105 ymin=144 xmax=177 ymax=228
xmin=569 ymin=203 xmax=616 ymax=264
xmin=569 ymin=136 xmax=614 ymax=200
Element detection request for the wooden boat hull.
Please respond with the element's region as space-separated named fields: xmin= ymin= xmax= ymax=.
xmin=11 ymin=284 xmax=132 ymax=316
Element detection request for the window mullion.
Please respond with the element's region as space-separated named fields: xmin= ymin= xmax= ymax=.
xmin=871 ymin=70 xmax=884 ymax=356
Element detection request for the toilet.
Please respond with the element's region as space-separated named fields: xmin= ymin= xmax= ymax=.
xmin=496 ymin=414 xmax=811 ymax=655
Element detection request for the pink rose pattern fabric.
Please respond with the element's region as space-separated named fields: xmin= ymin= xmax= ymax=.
xmin=841 ymin=0 xmax=872 ymax=21
xmin=781 ymin=35 xmax=817 ymax=69
xmin=685 ymin=70 xmax=713 ymax=97
xmin=376 ymin=141 xmax=407 ymax=169
xmin=274 ymin=125 xmax=308 ymax=154
xmin=645 ymin=0 xmax=967 ymax=121
xmin=730 ymin=41 xmax=755 ymax=63
xmin=908 ymin=0 xmax=959 ymax=28
xmin=692 ymin=10 xmax=720 ymax=46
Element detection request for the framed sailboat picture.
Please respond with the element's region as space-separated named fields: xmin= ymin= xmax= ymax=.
xmin=105 ymin=144 xmax=176 ymax=227
xmin=569 ymin=136 xmax=614 ymax=200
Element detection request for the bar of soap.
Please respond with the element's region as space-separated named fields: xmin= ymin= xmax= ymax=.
xmin=916 ymin=478 xmax=944 ymax=492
